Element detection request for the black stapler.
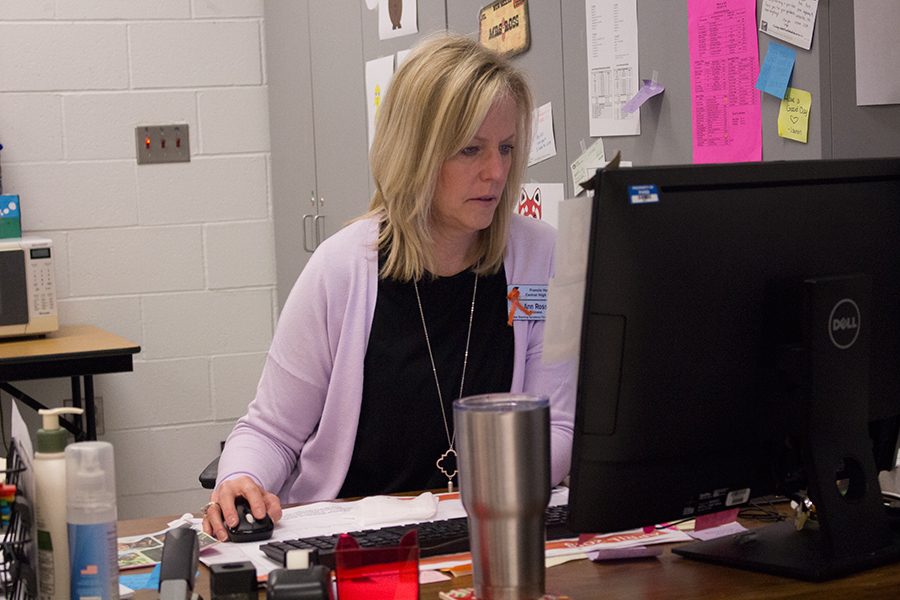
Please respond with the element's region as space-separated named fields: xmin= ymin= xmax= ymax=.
xmin=159 ymin=525 xmax=201 ymax=600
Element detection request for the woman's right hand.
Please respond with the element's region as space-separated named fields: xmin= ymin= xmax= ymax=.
xmin=201 ymin=476 xmax=283 ymax=542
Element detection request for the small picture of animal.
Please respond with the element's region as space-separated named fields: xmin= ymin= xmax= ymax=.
xmin=517 ymin=186 xmax=542 ymax=220
xmin=389 ymin=0 xmax=402 ymax=29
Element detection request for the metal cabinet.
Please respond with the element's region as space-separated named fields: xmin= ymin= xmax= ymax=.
xmin=265 ymin=0 xmax=371 ymax=309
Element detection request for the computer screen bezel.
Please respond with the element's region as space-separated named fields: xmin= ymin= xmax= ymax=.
xmin=566 ymin=157 xmax=900 ymax=580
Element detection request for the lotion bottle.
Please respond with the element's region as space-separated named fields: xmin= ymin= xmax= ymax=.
xmin=67 ymin=441 xmax=119 ymax=599
xmin=34 ymin=406 xmax=83 ymax=600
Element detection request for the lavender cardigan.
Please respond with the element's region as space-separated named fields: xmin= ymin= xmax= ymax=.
xmin=217 ymin=215 xmax=576 ymax=503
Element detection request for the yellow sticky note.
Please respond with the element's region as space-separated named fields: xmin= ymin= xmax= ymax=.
xmin=778 ymin=88 xmax=811 ymax=143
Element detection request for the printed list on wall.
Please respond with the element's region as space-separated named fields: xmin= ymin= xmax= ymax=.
xmin=688 ymin=0 xmax=762 ymax=164
xmin=585 ymin=0 xmax=640 ymax=138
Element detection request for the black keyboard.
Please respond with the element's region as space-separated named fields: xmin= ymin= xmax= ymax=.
xmin=260 ymin=504 xmax=575 ymax=569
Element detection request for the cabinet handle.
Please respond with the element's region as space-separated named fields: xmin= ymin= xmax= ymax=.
xmin=302 ymin=214 xmax=316 ymax=252
xmin=313 ymin=214 xmax=325 ymax=247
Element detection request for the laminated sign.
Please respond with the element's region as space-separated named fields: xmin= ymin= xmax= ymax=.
xmin=479 ymin=0 xmax=530 ymax=57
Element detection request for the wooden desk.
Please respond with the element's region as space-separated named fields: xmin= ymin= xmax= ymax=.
xmin=119 ymin=513 xmax=900 ymax=599
xmin=0 ymin=325 xmax=140 ymax=440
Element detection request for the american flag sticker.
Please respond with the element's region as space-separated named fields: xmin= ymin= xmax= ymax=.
xmin=80 ymin=564 xmax=99 ymax=575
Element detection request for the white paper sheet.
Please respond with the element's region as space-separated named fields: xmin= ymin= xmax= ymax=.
xmin=854 ymin=0 xmax=900 ymax=106
xmin=195 ymin=492 xmax=462 ymax=577
xmin=194 ymin=488 xmax=570 ymax=578
xmin=585 ymin=0 xmax=640 ymax=137
xmin=528 ymin=102 xmax=557 ymax=166
xmin=365 ymin=54 xmax=395 ymax=149
xmin=543 ymin=196 xmax=594 ymax=364
xmin=10 ymin=400 xmax=33 ymax=461
xmin=10 ymin=402 xmax=37 ymax=587
xmin=759 ymin=0 xmax=819 ymax=50
xmin=569 ymin=138 xmax=605 ymax=193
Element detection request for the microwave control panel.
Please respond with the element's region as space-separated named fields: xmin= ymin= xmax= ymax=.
xmin=27 ymin=246 xmax=56 ymax=315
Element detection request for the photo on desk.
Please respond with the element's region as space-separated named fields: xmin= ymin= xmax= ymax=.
xmin=118 ymin=528 xmax=217 ymax=570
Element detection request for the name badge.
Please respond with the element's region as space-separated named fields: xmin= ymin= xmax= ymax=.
xmin=628 ymin=184 xmax=660 ymax=204
xmin=507 ymin=285 xmax=548 ymax=325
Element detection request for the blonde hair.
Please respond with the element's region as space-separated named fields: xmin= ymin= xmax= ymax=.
xmin=366 ymin=33 xmax=533 ymax=281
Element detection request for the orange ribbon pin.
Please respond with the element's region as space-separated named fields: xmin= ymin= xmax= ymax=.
xmin=507 ymin=286 xmax=534 ymax=326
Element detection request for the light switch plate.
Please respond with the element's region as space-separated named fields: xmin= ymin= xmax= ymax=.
xmin=135 ymin=124 xmax=190 ymax=164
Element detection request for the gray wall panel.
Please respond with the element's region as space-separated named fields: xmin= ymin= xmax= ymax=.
xmin=564 ymin=0 xmax=695 ymax=181
xmin=268 ymin=0 xmax=900 ymax=304
xmin=447 ymin=1 xmax=569 ymax=188
xmin=828 ymin=0 xmax=900 ymax=159
xmin=757 ymin=1 xmax=826 ymax=161
xmin=361 ymin=0 xmax=447 ymax=57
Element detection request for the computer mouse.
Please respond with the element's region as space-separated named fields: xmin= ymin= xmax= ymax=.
xmin=227 ymin=496 xmax=274 ymax=543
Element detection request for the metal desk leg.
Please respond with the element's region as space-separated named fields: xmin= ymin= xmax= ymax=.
xmin=84 ymin=375 xmax=96 ymax=441
xmin=0 ymin=382 xmax=81 ymax=438
xmin=70 ymin=377 xmax=87 ymax=441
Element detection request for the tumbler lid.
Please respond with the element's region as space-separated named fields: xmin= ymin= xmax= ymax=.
xmin=453 ymin=393 xmax=548 ymax=412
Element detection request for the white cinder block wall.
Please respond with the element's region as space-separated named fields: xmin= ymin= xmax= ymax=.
xmin=0 ymin=0 xmax=276 ymax=519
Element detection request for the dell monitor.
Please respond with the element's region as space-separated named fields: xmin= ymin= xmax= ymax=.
xmin=567 ymin=157 xmax=900 ymax=581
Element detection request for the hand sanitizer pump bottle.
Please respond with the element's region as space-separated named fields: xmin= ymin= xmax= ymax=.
xmin=34 ymin=407 xmax=83 ymax=600
xmin=66 ymin=441 xmax=119 ymax=600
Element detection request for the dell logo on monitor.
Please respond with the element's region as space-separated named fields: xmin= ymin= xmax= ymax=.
xmin=829 ymin=298 xmax=861 ymax=350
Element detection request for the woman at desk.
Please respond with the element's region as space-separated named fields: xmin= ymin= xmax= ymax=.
xmin=202 ymin=33 xmax=576 ymax=542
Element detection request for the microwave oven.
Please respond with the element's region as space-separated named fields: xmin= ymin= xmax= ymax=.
xmin=0 ymin=236 xmax=59 ymax=338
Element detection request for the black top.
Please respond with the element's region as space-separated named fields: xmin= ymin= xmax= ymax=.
xmin=338 ymin=261 xmax=514 ymax=498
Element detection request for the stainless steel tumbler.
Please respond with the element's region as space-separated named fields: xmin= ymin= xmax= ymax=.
xmin=454 ymin=394 xmax=551 ymax=600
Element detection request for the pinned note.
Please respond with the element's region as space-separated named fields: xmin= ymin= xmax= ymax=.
xmin=528 ymin=102 xmax=557 ymax=167
xmin=569 ymin=139 xmax=605 ymax=194
xmin=756 ymin=42 xmax=796 ymax=99
xmin=759 ymin=0 xmax=819 ymax=51
xmin=778 ymin=87 xmax=811 ymax=143
xmin=365 ymin=55 xmax=395 ymax=148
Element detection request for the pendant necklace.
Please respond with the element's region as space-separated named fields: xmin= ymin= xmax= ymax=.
xmin=413 ymin=272 xmax=477 ymax=493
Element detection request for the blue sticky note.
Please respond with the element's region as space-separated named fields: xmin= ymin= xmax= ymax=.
xmin=755 ymin=42 xmax=796 ymax=99
xmin=120 ymin=563 xmax=161 ymax=591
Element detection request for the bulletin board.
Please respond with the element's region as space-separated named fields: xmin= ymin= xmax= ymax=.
xmin=357 ymin=0 xmax=900 ymax=197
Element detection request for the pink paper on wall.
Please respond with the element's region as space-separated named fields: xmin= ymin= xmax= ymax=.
xmin=688 ymin=0 xmax=762 ymax=164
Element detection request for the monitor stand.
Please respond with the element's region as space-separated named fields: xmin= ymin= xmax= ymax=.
xmin=673 ymin=518 xmax=900 ymax=581
xmin=674 ymin=275 xmax=900 ymax=580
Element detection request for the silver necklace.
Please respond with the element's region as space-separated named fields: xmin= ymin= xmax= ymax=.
xmin=413 ymin=272 xmax=477 ymax=493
